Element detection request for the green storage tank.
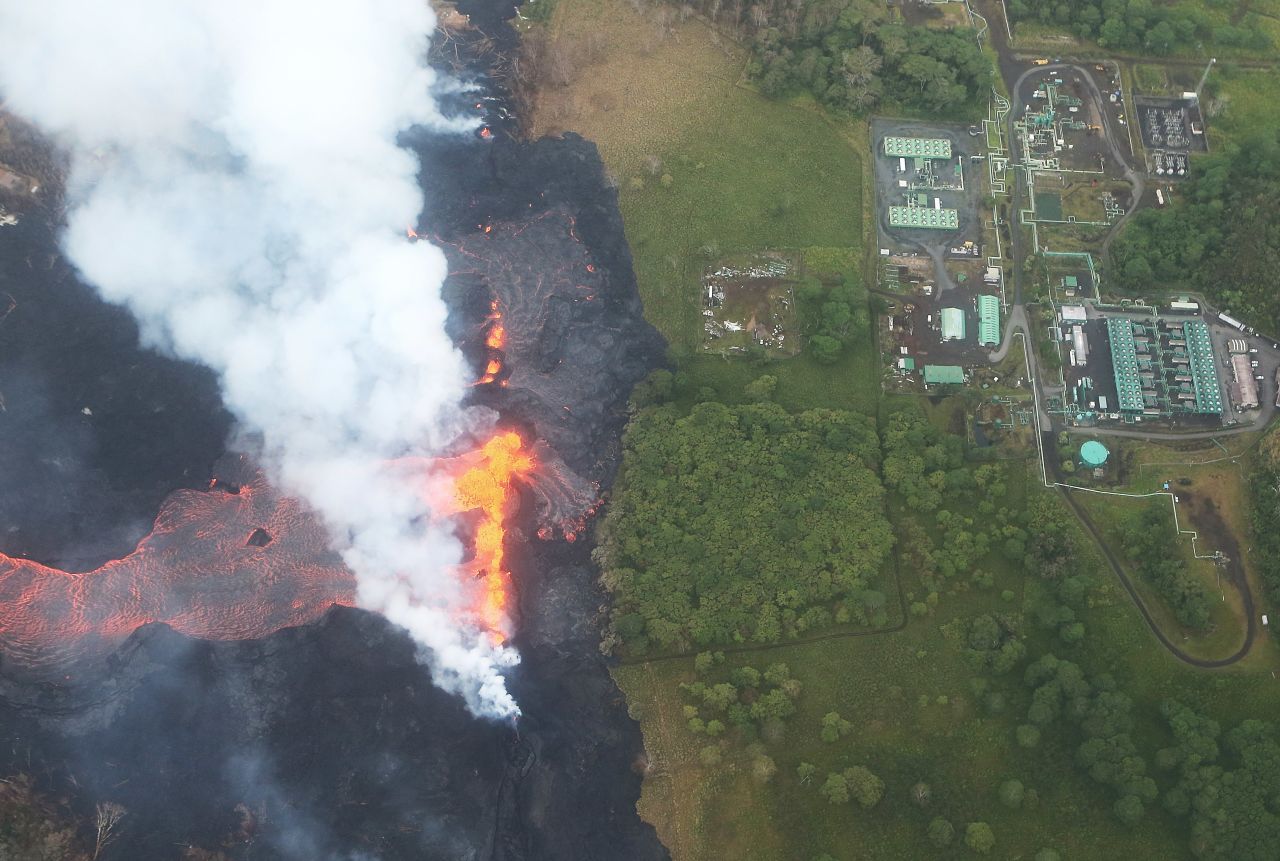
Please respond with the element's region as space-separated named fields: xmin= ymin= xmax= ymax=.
xmin=1080 ymin=440 xmax=1109 ymax=468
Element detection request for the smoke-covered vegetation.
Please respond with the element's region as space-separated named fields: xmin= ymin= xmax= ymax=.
xmin=599 ymin=399 xmax=891 ymax=654
xmin=1110 ymin=130 xmax=1280 ymax=333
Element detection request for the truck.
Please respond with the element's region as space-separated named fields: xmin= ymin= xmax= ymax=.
xmin=1032 ymin=58 xmax=1050 ymax=65
xmin=1220 ymin=311 xmax=1247 ymax=332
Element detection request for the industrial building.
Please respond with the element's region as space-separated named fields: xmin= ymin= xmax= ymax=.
xmin=888 ymin=205 xmax=959 ymax=230
xmin=1060 ymin=305 xmax=1088 ymax=324
xmin=940 ymin=308 xmax=966 ymax=341
xmin=1105 ymin=317 xmax=1224 ymax=417
xmin=1183 ymin=320 xmax=1224 ymax=414
xmin=977 ymin=295 xmax=1000 ymax=347
xmin=883 ymin=136 xmax=952 ymax=159
xmin=924 ymin=364 xmax=965 ymax=385
xmin=1070 ymin=325 xmax=1089 ymax=367
xmin=1106 ymin=318 xmax=1145 ymax=412
xmin=1230 ymin=354 xmax=1259 ymax=409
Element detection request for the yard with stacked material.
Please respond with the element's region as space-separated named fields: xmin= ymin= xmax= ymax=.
xmin=526 ymin=0 xmax=1280 ymax=858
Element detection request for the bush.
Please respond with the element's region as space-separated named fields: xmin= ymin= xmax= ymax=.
xmin=927 ymin=817 xmax=955 ymax=848
xmin=965 ymin=822 xmax=996 ymax=854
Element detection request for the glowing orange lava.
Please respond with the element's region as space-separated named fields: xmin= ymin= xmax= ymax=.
xmin=477 ymin=300 xmax=506 ymax=385
xmin=451 ymin=432 xmax=534 ymax=641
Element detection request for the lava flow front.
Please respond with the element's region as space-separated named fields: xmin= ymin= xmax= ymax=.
xmin=0 ymin=432 xmax=537 ymax=669
xmin=477 ymin=299 xmax=506 ymax=385
xmin=452 ymin=431 xmax=534 ymax=641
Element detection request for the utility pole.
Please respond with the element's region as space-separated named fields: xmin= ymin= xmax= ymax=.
xmin=1195 ymin=57 xmax=1216 ymax=101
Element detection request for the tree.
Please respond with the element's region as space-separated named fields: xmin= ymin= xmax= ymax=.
xmin=752 ymin=752 xmax=778 ymax=783
xmin=1114 ymin=794 xmax=1145 ymax=825
xmin=1060 ymin=621 xmax=1086 ymax=644
xmin=910 ymin=781 xmax=931 ymax=807
xmin=699 ymin=744 xmax=723 ymax=766
xmin=999 ymin=778 xmax=1025 ymax=809
xmin=1035 ymin=850 xmax=1063 ymax=861
xmin=93 ymin=802 xmax=127 ymax=861
xmin=744 ymin=375 xmax=778 ymax=402
xmin=809 ymin=333 xmax=842 ymax=364
xmin=797 ymin=761 xmax=816 ymax=785
xmin=965 ymin=822 xmax=996 ymax=854
xmin=820 ymin=772 xmax=850 ymax=804
xmin=927 ymin=817 xmax=955 ymax=848
xmin=841 ymin=45 xmax=882 ymax=86
xmin=821 ymin=711 xmax=853 ymax=742
xmin=601 ymin=403 xmax=889 ymax=650
xmin=1016 ymin=724 xmax=1042 ymax=749
xmin=844 ymin=766 xmax=884 ymax=808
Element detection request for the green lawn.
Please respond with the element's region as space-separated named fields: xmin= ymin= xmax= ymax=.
xmin=1072 ymin=491 xmax=1248 ymax=663
xmin=1208 ymin=64 xmax=1280 ymax=146
xmin=620 ymin=106 xmax=865 ymax=354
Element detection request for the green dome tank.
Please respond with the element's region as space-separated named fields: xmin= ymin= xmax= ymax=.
xmin=1080 ymin=440 xmax=1109 ymax=467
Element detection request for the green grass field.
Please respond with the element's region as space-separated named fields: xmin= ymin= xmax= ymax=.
xmin=1208 ymin=64 xmax=1280 ymax=146
xmin=620 ymin=112 xmax=865 ymax=353
xmin=532 ymin=2 xmax=1280 ymax=857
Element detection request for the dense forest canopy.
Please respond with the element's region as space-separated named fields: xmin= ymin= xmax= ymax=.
xmin=649 ymin=0 xmax=991 ymax=114
xmin=1110 ymin=130 xmax=1280 ymax=332
xmin=599 ymin=400 xmax=891 ymax=653
xmin=748 ymin=1 xmax=992 ymax=114
xmin=1007 ymin=0 xmax=1270 ymax=53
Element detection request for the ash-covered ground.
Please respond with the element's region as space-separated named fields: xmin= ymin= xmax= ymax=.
xmin=0 ymin=1 xmax=669 ymax=858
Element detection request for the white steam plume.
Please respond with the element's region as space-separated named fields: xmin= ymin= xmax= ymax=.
xmin=0 ymin=1 xmax=521 ymax=717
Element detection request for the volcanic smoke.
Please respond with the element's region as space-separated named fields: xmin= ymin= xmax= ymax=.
xmin=0 ymin=1 xmax=525 ymax=716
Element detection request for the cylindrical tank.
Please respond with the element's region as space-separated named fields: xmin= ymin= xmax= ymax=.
xmin=1080 ymin=440 xmax=1110 ymax=467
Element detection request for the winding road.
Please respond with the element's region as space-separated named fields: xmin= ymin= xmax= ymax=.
xmin=979 ymin=19 xmax=1263 ymax=667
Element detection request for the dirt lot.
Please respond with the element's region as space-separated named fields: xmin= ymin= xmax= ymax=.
xmin=701 ymin=253 xmax=800 ymax=356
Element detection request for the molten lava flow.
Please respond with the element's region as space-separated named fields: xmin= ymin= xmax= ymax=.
xmin=0 ymin=432 xmax=542 ymax=669
xmin=477 ymin=299 xmax=506 ymax=385
xmin=451 ymin=432 xmax=534 ymax=642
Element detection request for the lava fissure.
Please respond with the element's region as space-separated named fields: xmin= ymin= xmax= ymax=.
xmin=0 ymin=431 xmax=544 ymax=669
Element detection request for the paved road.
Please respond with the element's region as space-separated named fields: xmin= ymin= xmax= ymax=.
xmin=980 ymin=21 xmax=1264 ymax=667
xmin=1052 ymin=467 xmax=1256 ymax=668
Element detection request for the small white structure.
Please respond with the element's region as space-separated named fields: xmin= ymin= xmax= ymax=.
xmin=1060 ymin=305 xmax=1088 ymax=324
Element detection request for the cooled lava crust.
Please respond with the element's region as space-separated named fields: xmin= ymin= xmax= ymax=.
xmin=0 ymin=0 xmax=670 ymax=857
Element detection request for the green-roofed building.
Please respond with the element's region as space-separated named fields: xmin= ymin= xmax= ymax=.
xmin=941 ymin=307 xmax=966 ymax=341
xmin=888 ymin=206 xmax=959 ymax=230
xmin=924 ymin=365 xmax=965 ymax=385
xmin=1106 ymin=317 xmax=1145 ymax=412
xmin=883 ymin=136 xmax=952 ymax=159
xmin=977 ymin=295 xmax=1000 ymax=347
xmin=1183 ymin=320 xmax=1223 ymax=415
